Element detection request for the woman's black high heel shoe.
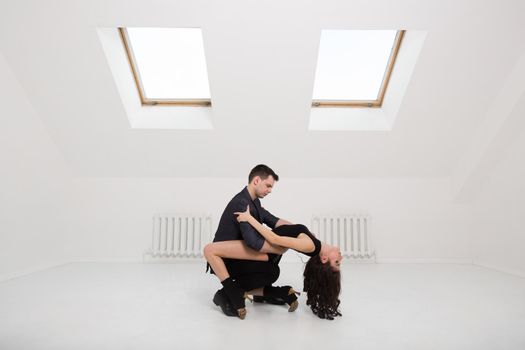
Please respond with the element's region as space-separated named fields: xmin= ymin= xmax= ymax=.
xmin=221 ymin=277 xmax=249 ymax=319
xmin=263 ymin=285 xmax=300 ymax=312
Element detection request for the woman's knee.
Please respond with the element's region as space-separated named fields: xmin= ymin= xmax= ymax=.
xmin=203 ymin=243 xmax=215 ymax=258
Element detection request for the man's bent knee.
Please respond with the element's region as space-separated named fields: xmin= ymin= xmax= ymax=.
xmin=268 ymin=265 xmax=280 ymax=285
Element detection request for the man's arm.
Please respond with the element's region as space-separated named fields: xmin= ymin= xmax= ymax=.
xmin=236 ymin=200 xmax=266 ymax=251
xmin=239 ymin=221 xmax=265 ymax=251
xmin=259 ymin=206 xmax=293 ymax=228
xmin=237 ymin=202 xmax=291 ymax=252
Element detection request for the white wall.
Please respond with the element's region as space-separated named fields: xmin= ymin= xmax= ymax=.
xmin=66 ymin=177 xmax=473 ymax=263
xmin=0 ymin=53 xmax=72 ymax=281
xmin=0 ymin=47 xmax=477 ymax=277
xmin=471 ymin=128 xmax=525 ymax=277
xmin=0 ymin=45 xmax=477 ymax=272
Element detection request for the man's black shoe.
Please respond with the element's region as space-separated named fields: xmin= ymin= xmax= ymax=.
xmin=212 ymin=288 xmax=237 ymax=317
xmin=253 ymin=295 xmax=286 ymax=305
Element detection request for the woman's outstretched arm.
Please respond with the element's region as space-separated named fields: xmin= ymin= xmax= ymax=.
xmin=203 ymin=240 xmax=268 ymax=281
xmin=234 ymin=206 xmax=314 ymax=253
xmin=259 ymin=241 xmax=288 ymax=255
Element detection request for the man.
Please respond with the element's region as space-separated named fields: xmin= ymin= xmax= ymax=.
xmin=206 ymin=164 xmax=292 ymax=317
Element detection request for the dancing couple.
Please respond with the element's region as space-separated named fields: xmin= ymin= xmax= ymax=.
xmin=204 ymin=164 xmax=343 ymax=320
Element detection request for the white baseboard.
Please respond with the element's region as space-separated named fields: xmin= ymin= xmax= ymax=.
xmin=473 ymin=261 xmax=525 ymax=279
xmin=70 ymin=257 xmax=145 ymax=263
xmin=0 ymin=261 xmax=69 ymax=283
xmin=71 ymin=256 xmax=208 ymax=263
xmin=376 ymin=257 xmax=473 ymax=264
xmin=142 ymin=256 xmax=205 ymax=263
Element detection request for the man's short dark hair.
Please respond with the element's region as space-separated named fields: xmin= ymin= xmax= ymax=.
xmin=248 ymin=164 xmax=279 ymax=183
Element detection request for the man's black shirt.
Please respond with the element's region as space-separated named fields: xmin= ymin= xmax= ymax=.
xmin=213 ymin=187 xmax=279 ymax=251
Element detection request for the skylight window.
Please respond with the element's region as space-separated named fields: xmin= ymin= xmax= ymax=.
xmin=119 ymin=27 xmax=211 ymax=106
xmin=312 ymin=30 xmax=404 ymax=108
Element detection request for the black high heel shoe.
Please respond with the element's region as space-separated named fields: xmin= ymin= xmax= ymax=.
xmin=263 ymin=285 xmax=300 ymax=312
xmin=212 ymin=288 xmax=237 ymax=317
xmin=221 ymin=277 xmax=249 ymax=319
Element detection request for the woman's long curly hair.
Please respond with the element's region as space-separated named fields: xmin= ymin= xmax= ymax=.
xmin=303 ymin=254 xmax=342 ymax=320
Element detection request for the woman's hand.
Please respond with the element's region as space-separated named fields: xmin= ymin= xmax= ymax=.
xmin=234 ymin=205 xmax=253 ymax=223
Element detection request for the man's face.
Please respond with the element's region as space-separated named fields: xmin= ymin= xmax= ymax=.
xmin=254 ymin=175 xmax=276 ymax=198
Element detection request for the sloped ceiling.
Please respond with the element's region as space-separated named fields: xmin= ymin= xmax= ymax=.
xmin=1 ymin=0 xmax=524 ymax=178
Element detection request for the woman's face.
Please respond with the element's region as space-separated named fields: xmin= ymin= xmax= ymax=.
xmin=326 ymin=247 xmax=343 ymax=271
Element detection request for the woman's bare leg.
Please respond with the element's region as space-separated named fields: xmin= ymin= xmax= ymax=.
xmin=203 ymin=240 xmax=269 ymax=281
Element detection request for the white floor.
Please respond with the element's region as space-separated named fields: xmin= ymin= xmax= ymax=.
xmin=1 ymin=262 xmax=524 ymax=350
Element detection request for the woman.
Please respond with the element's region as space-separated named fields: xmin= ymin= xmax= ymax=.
xmin=203 ymin=206 xmax=343 ymax=320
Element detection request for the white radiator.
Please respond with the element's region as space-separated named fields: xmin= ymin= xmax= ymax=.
xmin=144 ymin=213 xmax=212 ymax=260
xmin=311 ymin=214 xmax=375 ymax=262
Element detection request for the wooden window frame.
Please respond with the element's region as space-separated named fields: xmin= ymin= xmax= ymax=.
xmin=312 ymin=30 xmax=405 ymax=108
xmin=119 ymin=28 xmax=211 ymax=107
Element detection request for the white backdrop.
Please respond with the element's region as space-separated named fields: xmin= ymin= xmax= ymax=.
xmin=471 ymin=126 xmax=525 ymax=277
xmin=2 ymin=49 xmax=525 ymax=281
xmin=63 ymin=177 xmax=473 ymax=264
xmin=0 ymin=53 xmax=71 ymax=280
